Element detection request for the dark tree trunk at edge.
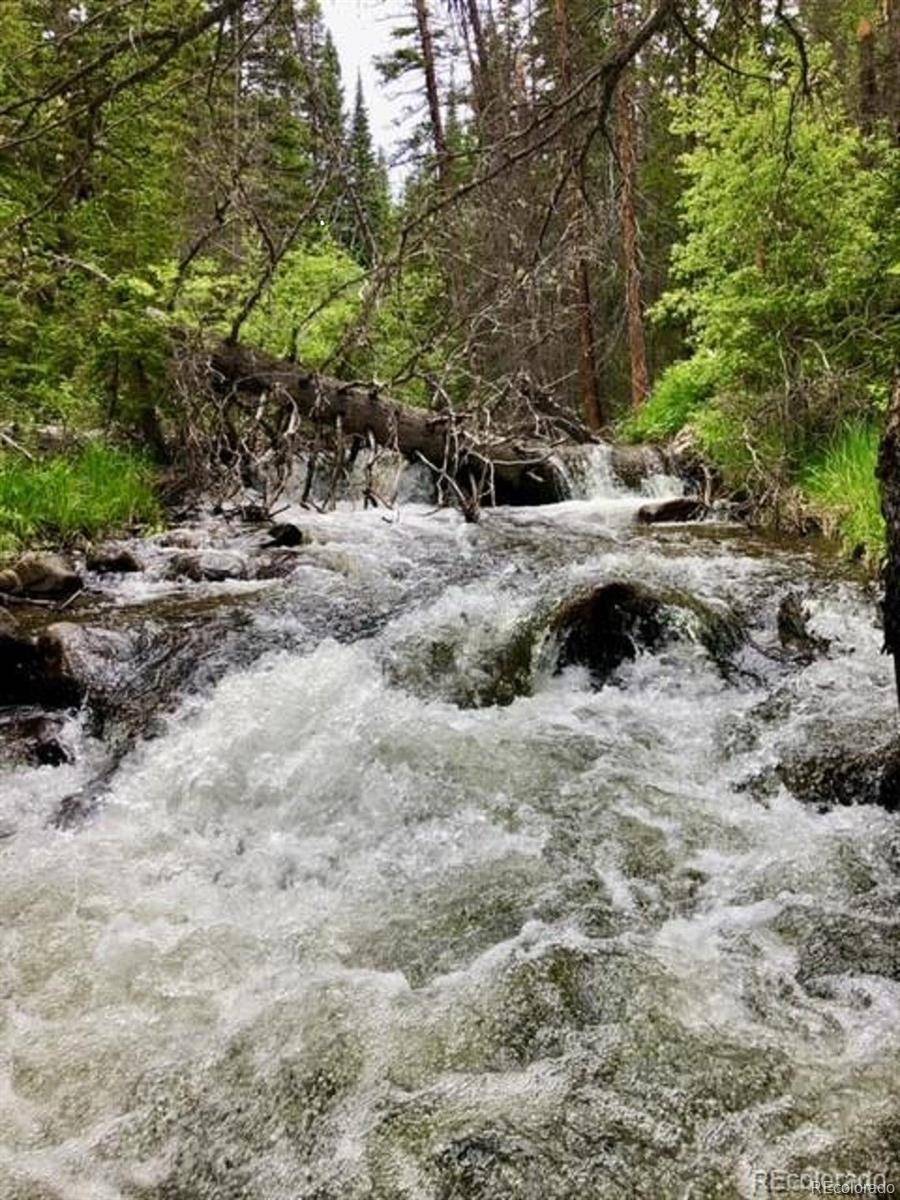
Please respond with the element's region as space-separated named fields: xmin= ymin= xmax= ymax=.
xmin=877 ymin=376 xmax=900 ymax=713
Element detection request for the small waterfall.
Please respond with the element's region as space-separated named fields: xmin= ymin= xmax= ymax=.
xmin=554 ymin=442 xmax=684 ymax=502
xmin=553 ymin=443 xmax=622 ymax=499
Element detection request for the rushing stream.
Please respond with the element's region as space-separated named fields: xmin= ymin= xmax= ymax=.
xmin=2 ymin=451 xmax=899 ymax=1199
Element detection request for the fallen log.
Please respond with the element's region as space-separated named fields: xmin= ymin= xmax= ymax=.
xmin=206 ymin=342 xmax=569 ymax=507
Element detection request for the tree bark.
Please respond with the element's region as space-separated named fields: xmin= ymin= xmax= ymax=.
xmin=414 ymin=0 xmax=449 ymax=187
xmin=553 ymin=0 xmax=605 ymax=432
xmin=615 ymin=2 xmax=650 ymax=408
xmin=858 ymin=16 xmax=879 ymax=131
xmin=878 ymin=376 xmax=900 ymax=714
xmin=207 ymin=342 xmax=568 ymax=505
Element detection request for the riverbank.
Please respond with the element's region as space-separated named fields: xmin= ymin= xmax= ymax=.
xmin=623 ymin=383 xmax=885 ymax=568
xmin=0 ymin=441 xmax=161 ymax=555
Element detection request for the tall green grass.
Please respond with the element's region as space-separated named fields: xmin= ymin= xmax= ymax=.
xmin=0 ymin=443 xmax=161 ymax=554
xmin=619 ymin=356 xmax=720 ymax=443
xmin=801 ymin=422 xmax=884 ymax=562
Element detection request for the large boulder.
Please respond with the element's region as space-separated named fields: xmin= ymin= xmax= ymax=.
xmin=547 ymin=581 xmax=745 ymax=685
xmin=8 ymin=552 xmax=82 ymax=599
xmin=36 ymin=621 xmax=133 ymax=709
xmin=398 ymin=582 xmax=746 ymax=711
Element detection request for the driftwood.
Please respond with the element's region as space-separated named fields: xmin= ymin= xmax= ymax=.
xmin=204 ymin=342 xmax=569 ymax=509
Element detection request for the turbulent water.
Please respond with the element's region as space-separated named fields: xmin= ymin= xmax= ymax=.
xmin=2 ymin=452 xmax=899 ymax=1199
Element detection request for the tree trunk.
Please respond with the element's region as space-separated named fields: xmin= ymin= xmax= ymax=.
xmin=878 ymin=376 xmax=900 ymax=714
xmin=553 ymin=0 xmax=605 ymax=432
xmin=414 ymin=0 xmax=449 ymax=186
xmin=858 ymin=16 xmax=879 ymax=131
xmin=885 ymin=0 xmax=900 ymax=140
xmin=615 ymin=2 xmax=650 ymax=408
xmin=207 ymin=342 xmax=568 ymax=505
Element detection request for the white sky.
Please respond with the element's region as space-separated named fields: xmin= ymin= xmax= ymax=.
xmin=321 ymin=0 xmax=411 ymax=159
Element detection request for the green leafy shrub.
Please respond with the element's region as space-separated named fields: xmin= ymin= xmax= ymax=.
xmin=620 ymin=355 xmax=720 ymax=442
xmin=801 ymin=423 xmax=884 ymax=562
xmin=244 ymin=242 xmax=363 ymax=367
xmin=0 ymin=443 xmax=161 ymax=553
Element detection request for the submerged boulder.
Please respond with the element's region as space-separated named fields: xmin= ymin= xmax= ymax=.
xmin=157 ymin=527 xmax=208 ymax=549
xmin=397 ymin=581 xmax=746 ymax=711
xmin=776 ymin=591 xmax=830 ymax=662
xmin=777 ymin=740 xmax=900 ymax=812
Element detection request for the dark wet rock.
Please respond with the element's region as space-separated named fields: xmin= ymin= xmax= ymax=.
xmin=547 ymin=581 xmax=745 ymax=685
xmin=9 ymin=552 xmax=82 ymax=599
xmin=610 ymin=444 xmax=666 ymax=489
xmin=636 ymin=496 xmax=708 ymax=525
xmin=37 ymin=621 xmax=133 ymax=708
xmin=0 ymin=712 xmax=72 ymax=767
xmin=777 ymin=739 xmax=900 ymax=811
xmin=164 ymin=549 xmax=250 ymax=582
xmin=0 ymin=568 xmax=20 ymax=594
xmin=550 ymin=582 xmax=666 ymax=681
xmin=86 ymin=543 xmax=142 ymax=574
xmin=266 ymin=521 xmax=306 ymax=548
xmin=777 ymin=590 xmax=830 ymax=661
xmin=0 ymin=618 xmax=62 ymax=706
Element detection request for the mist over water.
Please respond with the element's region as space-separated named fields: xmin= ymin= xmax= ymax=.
xmin=2 ymin=449 xmax=898 ymax=1199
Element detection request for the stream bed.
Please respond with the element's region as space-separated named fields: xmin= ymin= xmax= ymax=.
xmin=1 ymin=451 xmax=898 ymax=1198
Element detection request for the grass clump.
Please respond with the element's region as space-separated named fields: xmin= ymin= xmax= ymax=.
xmin=801 ymin=423 xmax=884 ymax=562
xmin=0 ymin=443 xmax=161 ymax=554
xmin=620 ymin=356 xmax=719 ymax=442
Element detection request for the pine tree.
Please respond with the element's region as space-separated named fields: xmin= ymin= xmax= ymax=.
xmin=345 ymin=75 xmax=390 ymax=264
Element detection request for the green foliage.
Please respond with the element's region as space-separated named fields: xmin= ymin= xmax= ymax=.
xmin=659 ymin=62 xmax=899 ymax=412
xmin=244 ymin=242 xmax=363 ymax=367
xmin=620 ymin=356 xmax=719 ymax=442
xmin=0 ymin=445 xmax=161 ymax=553
xmin=801 ymin=423 xmax=884 ymax=562
xmin=644 ymin=55 xmax=898 ymax=563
